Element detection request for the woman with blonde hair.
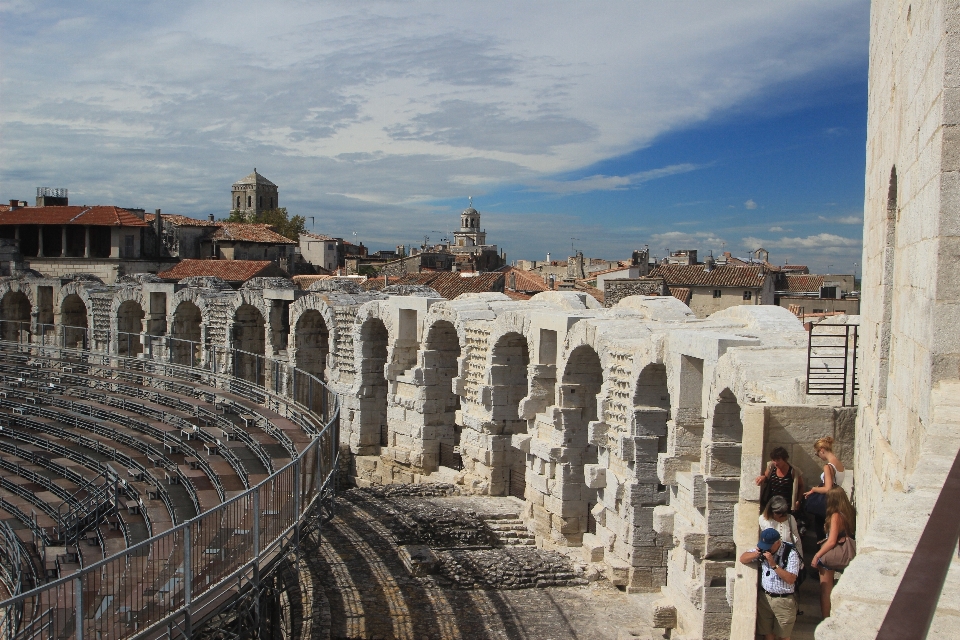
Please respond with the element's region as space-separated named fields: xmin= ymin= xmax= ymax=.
xmin=811 ymin=486 xmax=857 ymax=618
xmin=803 ymin=436 xmax=847 ymax=539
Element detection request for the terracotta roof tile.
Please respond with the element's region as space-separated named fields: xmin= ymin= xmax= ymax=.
xmin=382 ymin=272 xmax=504 ymax=299
xmin=499 ymin=266 xmax=550 ymax=292
xmin=0 ymin=205 xmax=148 ymax=227
xmin=648 ymin=264 xmax=766 ymax=288
xmin=783 ymin=274 xmax=824 ymax=292
xmin=669 ymin=287 xmax=691 ymax=304
xmin=503 ymin=289 xmax=533 ymax=301
xmin=158 ymin=259 xmax=280 ymax=282
xmin=209 ymin=223 xmax=295 ymax=244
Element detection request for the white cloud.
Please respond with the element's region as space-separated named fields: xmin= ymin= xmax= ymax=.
xmin=818 ymin=215 xmax=863 ymax=224
xmin=528 ymin=163 xmax=701 ymax=194
xmin=769 ymin=226 xmax=785 ymax=232
xmin=743 ymin=233 xmax=860 ymax=249
xmin=744 ymin=199 xmax=758 ymax=210
xmin=0 ymin=0 xmax=868 ymax=259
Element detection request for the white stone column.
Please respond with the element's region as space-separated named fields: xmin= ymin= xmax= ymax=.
xmin=84 ymin=226 xmax=90 ymax=258
xmin=60 ymin=226 xmax=67 ymax=257
xmin=37 ymin=227 xmax=44 ymax=257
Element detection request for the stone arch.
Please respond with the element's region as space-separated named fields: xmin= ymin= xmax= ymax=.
xmin=490 ymin=330 xmax=531 ymax=497
xmin=633 ymin=362 xmax=671 ymax=447
xmin=554 ymin=343 xmax=604 ymax=541
xmin=116 ymin=300 xmax=145 ymax=356
xmin=424 ymin=319 xmax=464 ymax=470
xmin=232 ymin=303 xmax=266 ymax=384
xmin=289 ymin=295 xmax=337 ymax=373
xmin=60 ymin=293 xmax=88 ymax=349
xmin=0 ymin=290 xmax=31 ymax=342
xmin=171 ymin=300 xmax=203 ymax=366
xmin=294 ymin=309 xmax=330 ymax=409
xmin=703 ymin=387 xmax=744 ymax=563
xmin=359 ymin=316 xmax=390 ymax=450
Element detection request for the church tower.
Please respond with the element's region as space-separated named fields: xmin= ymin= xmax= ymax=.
xmin=453 ymin=198 xmax=486 ymax=248
xmin=231 ymin=169 xmax=279 ymax=220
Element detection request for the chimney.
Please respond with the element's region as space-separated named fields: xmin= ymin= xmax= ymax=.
xmin=208 ymin=214 xmax=214 ymax=221
xmin=8 ymin=200 xmax=18 ymax=210
xmin=154 ymin=209 xmax=163 ymax=257
xmin=704 ymin=250 xmax=716 ymax=272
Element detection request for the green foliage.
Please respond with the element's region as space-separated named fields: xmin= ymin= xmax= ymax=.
xmin=226 ymin=208 xmax=306 ymax=242
xmin=358 ymin=264 xmax=379 ymax=277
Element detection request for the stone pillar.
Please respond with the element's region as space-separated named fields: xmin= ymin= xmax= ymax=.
xmin=84 ymin=226 xmax=90 ymax=258
xmin=60 ymin=226 xmax=67 ymax=257
xmin=37 ymin=227 xmax=44 ymax=258
xmin=13 ymin=226 xmax=19 ymax=241
xmin=109 ymin=227 xmax=119 ymax=258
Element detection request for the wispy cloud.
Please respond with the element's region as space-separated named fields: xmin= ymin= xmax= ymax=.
xmin=744 ymin=199 xmax=758 ymax=210
xmin=743 ymin=233 xmax=860 ymax=249
xmin=528 ymin=163 xmax=701 ymax=194
xmin=818 ymin=215 xmax=863 ymax=224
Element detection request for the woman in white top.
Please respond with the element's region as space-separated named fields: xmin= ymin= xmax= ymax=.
xmin=803 ymin=436 xmax=846 ymax=541
xmin=758 ymin=495 xmax=803 ymax=558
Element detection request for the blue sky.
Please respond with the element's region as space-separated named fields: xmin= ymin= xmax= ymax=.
xmin=0 ymin=1 xmax=870 ymax=273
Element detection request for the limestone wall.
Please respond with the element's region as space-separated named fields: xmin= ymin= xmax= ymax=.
xmin=0 ymin=274 xmax=855 ymax=639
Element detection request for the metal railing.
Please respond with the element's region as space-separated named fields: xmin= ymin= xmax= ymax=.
xmin=805 ymin=322 xmax=859 ymax=407
xmin=0 ymin=323 xmax=340 ymax=639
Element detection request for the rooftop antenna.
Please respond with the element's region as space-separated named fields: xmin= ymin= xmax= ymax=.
xmin=307 ymin=216 xmax=315 ymax=230
xmin=571 ymin=238 xmax=579 ymax=254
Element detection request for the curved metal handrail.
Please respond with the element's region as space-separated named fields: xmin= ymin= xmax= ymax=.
xmin=0 ymin=326 xmax=340 ymax=640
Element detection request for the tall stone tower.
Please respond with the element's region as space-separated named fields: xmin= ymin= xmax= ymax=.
xmin=231 ymin=169 xmax=278 ymax=220
xmin=453 ymin=199 xmax=486 ymax=248
xmin=817 ymin=2 xmax=960 ymax=637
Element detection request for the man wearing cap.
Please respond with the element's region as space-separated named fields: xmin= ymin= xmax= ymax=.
xmin=739 ymin=528 xmax=801 ymax=640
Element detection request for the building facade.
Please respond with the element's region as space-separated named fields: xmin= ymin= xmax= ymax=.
xmin=230 ymin=169 xmax=279 ymax=220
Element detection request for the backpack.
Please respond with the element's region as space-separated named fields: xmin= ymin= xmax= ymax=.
xmin=779 ymin=542 xmax=806 ymax=590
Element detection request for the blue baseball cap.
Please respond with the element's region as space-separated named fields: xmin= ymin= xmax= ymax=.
xmin=757 ymin=528 xmax=781 ymax=551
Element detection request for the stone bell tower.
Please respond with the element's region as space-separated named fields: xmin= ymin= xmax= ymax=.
xmin=231 ymin=169 xmax=279 ymax=220
xmin=453 ymin=197 xmax=486 ymax=248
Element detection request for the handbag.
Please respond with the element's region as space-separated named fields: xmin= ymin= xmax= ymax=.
xmin=806 ymin=489 xmax=827 ymax=517
xmin=821 ymin=536 xmax=857 ymax=571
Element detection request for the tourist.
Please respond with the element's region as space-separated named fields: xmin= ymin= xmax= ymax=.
xmin=803 ymin=436 xmax=846 ymax=540
xmin=759 ymin=495 xmax=803 ymax=559
xmin=739 ymin=528 xmax=801 ymax=640
xmin=811 ymin=487 xmax=857 ymax=619
xmin=755 ymin=446 xmax=804 ymax=513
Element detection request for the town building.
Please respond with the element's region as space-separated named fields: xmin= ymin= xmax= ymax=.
xmin=157 ymin=258 xmax=288 ymax=285
xmin=230 ymin=169 xmax=279 ymax=220
xmin=645 ymin=262 xmax=774 ymax=317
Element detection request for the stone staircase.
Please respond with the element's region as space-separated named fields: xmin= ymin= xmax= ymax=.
xmin=482 ymin=514 xmax=536 ymax=546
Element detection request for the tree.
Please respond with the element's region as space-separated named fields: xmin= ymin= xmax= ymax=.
xmin=226 ymin=207 xmax=306 ymax=242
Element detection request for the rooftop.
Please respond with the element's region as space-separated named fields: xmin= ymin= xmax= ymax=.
xmin=783 ymin=274 xmax=825 ymax=293
xmin=232 ymin=169 xmax=277 ymax=187
xmin=209 ymin=223 xmax=295 ymax=244
xmin=0 ymin=205 xmax=149 ymax=227
xmin=144 ymin=213 xmax=219 ymax=227
xmin=158 ymin=259 xmax=281 ymax=282
xmin=648 ymin=264 xmax=767 ymax=288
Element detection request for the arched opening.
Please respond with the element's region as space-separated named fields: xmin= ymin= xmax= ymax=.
xmin=116 ymin=300 xmax=145 ymax=357
xmin=705 ymin=388 xmax=744 ymax=564
xmin=633 ymin=363 xmax=671 ymax=450
xmin=491 ymin=332 xmax=530 ymax=498
xmin=172 ymin=301 xmax=202 ymax=366
xmin=0 ymin=291 xmax=31 ymax=343
xmin=233 ymin=304 xmax=266 ymax=384
xmin=558 ymin=345 xmax=603 ymax=538
xmin=425 ymin=320 xmax=462 ymax=471
xmin=359 ymin=318 xmax=389 ymax=449
xmin=60 ymin=294 xmax=88 ymax=349
xmin=294 ymin=310 xmax=329 ymax=410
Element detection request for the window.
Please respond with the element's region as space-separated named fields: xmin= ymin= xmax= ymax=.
xmin=247 ymin=195 xmax=252 ymax=207
xmin=713 ymin=290 xmax=722 ymax=298
xmin=743 ymin=291 xmax=752 ymax=300
xmin=259 ymin=196 xmax=263 ymax=207
xmin=279 ymin=246 xmax=286 ymax=256
xmin=236 ymin=196 xmax=241 ymax=207
xmin=124 ymin=235 xmax=135 ymax=258
xmin=327 ymin=244 xmax=334 ymax=250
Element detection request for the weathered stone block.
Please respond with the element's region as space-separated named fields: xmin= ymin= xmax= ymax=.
xmin=584 ymin=463 xmax=606 ymax=488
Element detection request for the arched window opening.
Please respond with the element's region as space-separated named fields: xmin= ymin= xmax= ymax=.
xmin=360 ymin=318 xmax=389 ymax=449
xmin=172 ymin=301 xmax=202 ymax=366
xmin=492 ymin=332 xmax=531 ymax=498
xmin=425 ymin=321 xmax=462 ymax=470
xmin=116 ymin=300 xmax=145 ymax=357
xmin=0 ymin=291 xmax=31 ymax=343
xmin=294 ymin=310 xmax=329 ymax=410
xmin=60 ymin=294 xmax=88 ymax=349
xmin=233 ymin=304 xmax=266 ymax=385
